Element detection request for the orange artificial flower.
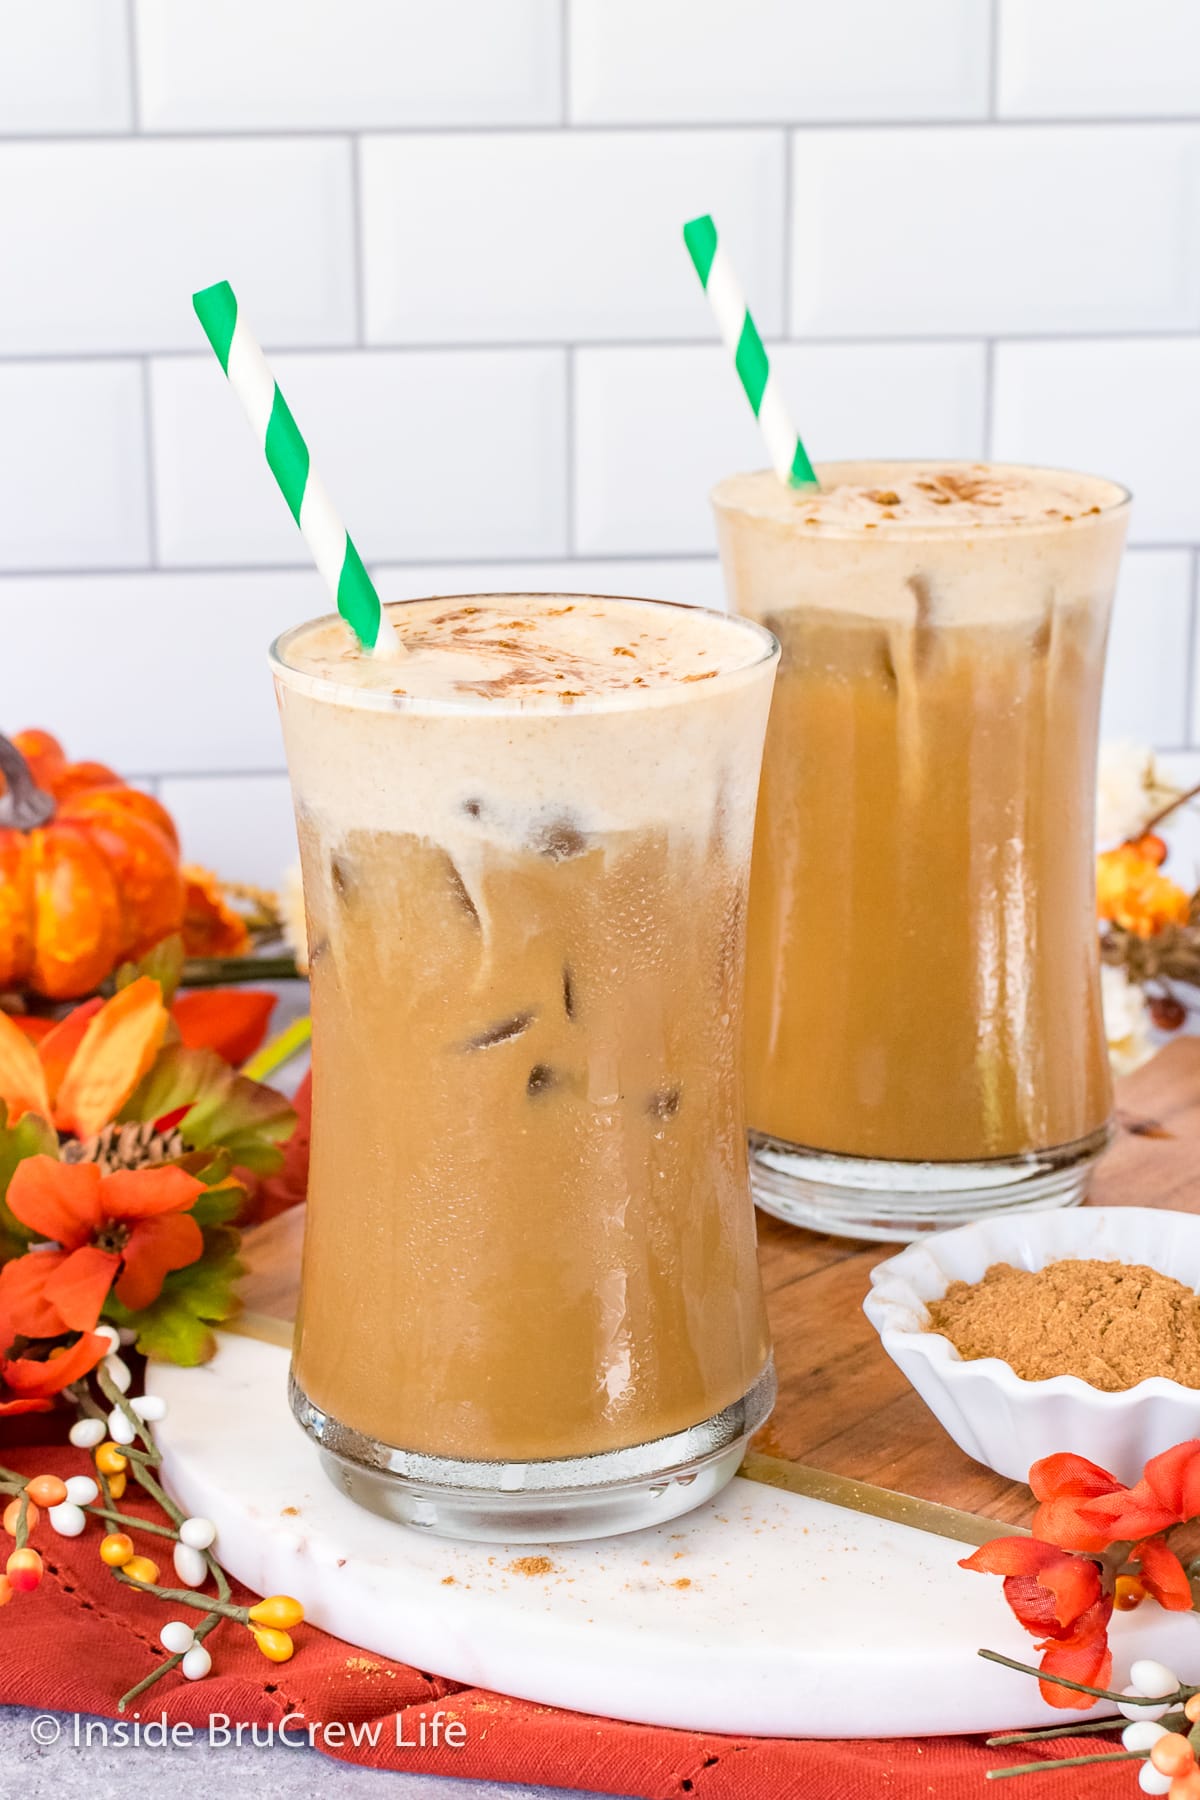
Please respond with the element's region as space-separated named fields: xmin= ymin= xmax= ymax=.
xmin=0 ymin=1156 xmax=204 ymax=1334
xmin=0 ymin=976 xmax=168 ymax=1137
xmin=171 ymin=989 xmax=275 ymax=1067
xmin=960 ymin=1536 xmax=1113 ymax=1708
xmin=1097 ymin=841 xmax=1191 ymax=938
xmin=181 ymin=866 xmax=250 ymax=958
xmin=0 ymin=1328 xmax=109 ymax=1416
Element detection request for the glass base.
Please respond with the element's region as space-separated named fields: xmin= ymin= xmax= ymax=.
xmin=289 ymin=1356 xmax=776 ymax=1543
xmin=749 ymin=1125 xmax=1112 ymax=1243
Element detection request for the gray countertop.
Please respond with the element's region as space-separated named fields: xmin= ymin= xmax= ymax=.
xmin=2 ymin=1708 xmax=635 ymax=1799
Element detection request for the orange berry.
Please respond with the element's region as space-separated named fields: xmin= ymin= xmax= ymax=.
xmin=6 ymin=1547 xmax=43 ymax=1592
xmin=1114 ymin=1573 xmax=1146 ymax=1611
xmin=247 ymin=1595 xmax=304 ymax=1630
xmin=1169 ymin=1771 xmax=1200 ymax=1800
xmin=107 ymin=1471 xmax=127 ymax=1501
xmin=1151 ymin=1734 xmax=1196 ymax=1778
xmin=95 ymin=1443 xmax=128 ymax=1476
xmin=122 ymin=1556 xmax=160 ymax=1586
xmin=3 ymin=1498 xmax=39 ymax=1536
xmin=25 ymin=1475 xmax=67 ymax=1508
xmin=249 ymin=1625 xmax=294 ymax=1663
xmin=0 ymin=1574 xmax=12 ymax=1607
xmin=99 ymin=1532 xmax=135 ymax=1568
xmin=1185 ymin=1695 xmax=1200 ymax=1725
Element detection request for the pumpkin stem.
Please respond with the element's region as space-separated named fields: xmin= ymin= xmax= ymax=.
xmin=0 ymin=732 xmax=56 ymax=830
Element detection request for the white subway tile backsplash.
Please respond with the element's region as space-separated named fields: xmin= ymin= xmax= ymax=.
xmin=157 ymin=775 xmax=298 ymax=888
xmin=0 ymin=139 xmax=355 ymax=355
xmin=790 ymin=126 xmax=1200 ymax=337
xmin=360 ymin=131 xmax=784 ymax=344
xmin=1101 ymin=550 xmax=1193 ymax=745
xmin=136 ymin=0 xmax=560 ymax=130
xmin=0 ymin=568 xmax=317 ymax=770
xmin=992 ymin=338 xmax=1200 ymax=545
xmin=574 ymin=341 xmax=986 ymax=554
xmin=998 ymin=0 xmax=1200 ymax=119
xmin=0 ymin=363 xmax=148 ymax=571
xmin=151 ymin=350 xmax=567 ymax=566
xmin=0 ymin=0 xmax=131 ymax=134
xmin=571 ymin=0 xmax=989 ymax=124
xmin=373 ymin=558 xmax=727 ymax=610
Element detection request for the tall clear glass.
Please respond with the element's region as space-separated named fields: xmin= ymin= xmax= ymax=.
xmin=271 ymin=594 xmax=779 ymax=1540
xmin=713 ymin=462 xmax=1131 ymax=1242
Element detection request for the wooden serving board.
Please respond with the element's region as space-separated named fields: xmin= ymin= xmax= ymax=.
xmin=238 ymin=1038 xmax=1200 ymax=1537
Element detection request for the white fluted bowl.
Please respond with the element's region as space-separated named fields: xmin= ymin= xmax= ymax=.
xmin=864 ymin=1208 xmax=1200 ymax=1484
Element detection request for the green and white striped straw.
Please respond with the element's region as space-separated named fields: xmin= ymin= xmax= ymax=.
xmin=192 ymin=280 xmax=398 ymax=655
xmin=683 ymin=214 xmax=818 ymax=490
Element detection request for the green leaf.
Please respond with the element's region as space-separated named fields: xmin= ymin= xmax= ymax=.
xmin=105 ymin=1226 xmax=243 ymax=1366
xmin=119 ymin=1043 xmax=296 ymax=1175
xmin=114 ymin=933 xmax=185 ymax=1005
xmin=0 ymin=1100 xmax=58 ymax=1243
xmin=189 ymin=1181 xmax=245 ymax=1229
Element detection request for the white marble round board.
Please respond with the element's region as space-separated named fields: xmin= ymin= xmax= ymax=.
xmin=151 ymin=1332 xmax=1200 ymax=1740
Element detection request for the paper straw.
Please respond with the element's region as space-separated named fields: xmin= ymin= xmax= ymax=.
xmin=683 ymin=215 xmax=818 ymax=490
xmin=192 ymin=281 xmax=398 ymax=655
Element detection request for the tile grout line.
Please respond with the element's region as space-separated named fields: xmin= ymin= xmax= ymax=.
xmin=564 ymin=346 xmax=577 ymax=556
xmin=987 ymin=0 xmax=1001 ymax=118
xmin=3 ymin=116 xmax=1200 ymax=143
xmin=981 ymin=338 xmax=996 ymax=456
xmin=5 ymin=328 xmax=1200 ymax=367
xmin=560 ymin=0 xmax=570 ymax=125
xmin=4 ymin=544 xmax=1200 ymax=585
xmin=349 ymin=134 xmax=367 ymax=347
xmin=139 ymin=357 xmax=160 ymax=567
xmin=124 ymin=0 xmax=141 ymax=131
xmin=1186 ymin=548 xmax=1200 ymax=746
xmin=780 ymin=129 xmax=793 ymax=336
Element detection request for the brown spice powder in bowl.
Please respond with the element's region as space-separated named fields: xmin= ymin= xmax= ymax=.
xmin=926 ymin=1258 xmax=1200 ymax=1391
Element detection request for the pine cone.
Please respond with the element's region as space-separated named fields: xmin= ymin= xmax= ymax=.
xmin=61 ymin=1120 xmax=186 ymax=1175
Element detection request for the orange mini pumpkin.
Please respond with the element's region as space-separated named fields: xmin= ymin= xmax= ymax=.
xmin=0 ymin=729 xmax=184 ymax=1000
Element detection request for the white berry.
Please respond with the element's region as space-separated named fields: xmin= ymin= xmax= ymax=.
xmin=94 ymin=1325 xmax=121 ymax=1352
xmin=1130 ymin=1660 xmax=1180 ymax=1697
xmin=107 ymin=1407 xmax=138 ymax=1446
xmin=131 ymin=1395 xmax=167 ymax=1423
xmin=179 ymin=1516 xmax=216 ymax=1551
xmin=63 ymin=1476 xmax=98 ymax=1507
xmin=1123 ymin=1721 xmax=1169 ymax=1752
xmin=68 ymin=1418 xmax=106 ymax=1449
xmin=1139 ymin=1764 xmax=1174 ymax=1796
xmin=1119 ymin=1684 xmax=1175 ymax=1722
xmin=103 ymin=1355 xmax=131 ymax=1393
xmin=48 ymin=1502 xmax=87 ymax=1538
xmin=160 ymin=1620 xmax=196 ymax=1655
xmin=173 ymin=1543 xmax=208 ymax=1589
xmin=181 ymin=1644 xmax=212 ymax=1681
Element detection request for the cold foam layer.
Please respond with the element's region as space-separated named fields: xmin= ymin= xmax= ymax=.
xmin=713 ymin=462 xmax=1128 ymax=533
xmin=712 ymin=461 xmax=1131 ymax=629
xmin=279 ymin=593 xmax=768 ymax=706
xmin=272 ymin=594 xmax=777 ymax=854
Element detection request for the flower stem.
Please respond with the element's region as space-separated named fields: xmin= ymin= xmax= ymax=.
xmin=987 ymin=1719 xmax=1132 ymax=1746
xmin=96 ymin=1363 xmax=157 ymax=1461
xmin=113 ymin=1569 xmax=247 ymax=1621
xmin=117 ymin=1607 xmax=224 ymax=1713
xmin=978 ymin=1649 xmax=1183 ymax=1708
xmin=180 ymin=953 xmax=300 ymax=988
xmin=987 ymin=1750 xmax=1143 ymax=1779
xmin=85 ymin=1504 xmax=178 ymax=1540
xmin=1141 ymin=776 xmax=1200 ymax=836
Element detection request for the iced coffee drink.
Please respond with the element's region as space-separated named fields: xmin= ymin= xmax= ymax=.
xmin=713 ymin=462 xmax=1130 ymax=1240
xmin=271 ymin=594 xmax=778 ymax=1539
